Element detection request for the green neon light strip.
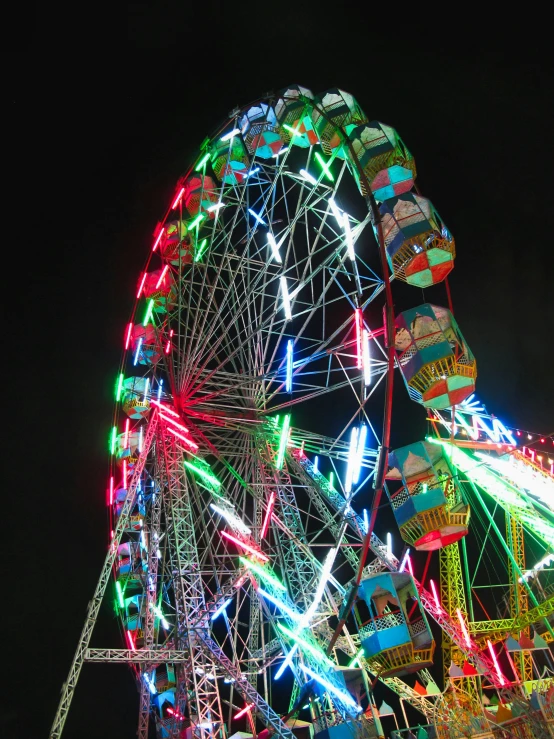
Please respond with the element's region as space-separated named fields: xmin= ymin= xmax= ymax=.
xmin=283 ymin=124 xmax=301 ymax=136
xmin=115 ymin=581 xmax=125 ymax=608
xmin=194 ymin=238 xmax=209 ymax=262
xmin=115 ymin=373 xmax=124 ymax=401
xmin=276 ymin=414 xmax=291 ymax=470
xmin=184 ymin=459 xmax=221 ymax=488
xmin=143 ymin=299 xmax=155 ymax=327
xmin=277 ymin=622 xmax=334 ymax=667
xmin=314 ymin=152 xmax=334 ymax=181
xmin=240 ymin=557 xmax=286 ymax=591
xmin=348 ymin=647 xmax=364 ymax=667
xmin=110 ymin=426 xmax=117 ymax=455
xmin=195 ymin=152 xmax=210 ymax=171
xmin=188 ymin=213 xmax=205 ymax=230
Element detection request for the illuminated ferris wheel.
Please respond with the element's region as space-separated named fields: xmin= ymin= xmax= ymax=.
xmin=50 ymin=86 xmax=553 ymax=739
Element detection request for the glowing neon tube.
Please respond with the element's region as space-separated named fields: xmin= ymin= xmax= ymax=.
xmin=171 ymin=187 xmax=185 ymax=210
xmin=109 ymin=476 xmax=114 ymax=505
xmin=159 ymin=413 xmax=189 ymax=432
xmin=328 ymin=198 xmax=344 ymax=225
xmin=398 ymin=548 xmax=411 ymax=572
xmin=142 ymin=378 xmax=149 ymax=404
xmin=125 ymin=323 xmax=133 ymax=350
xmin=258 ymin=588 xmax=302 ymax=621
xmin=267 ymin=233 xmax=282 ymax=263
xmin=152 ymin=228 xmax=164 ymax=252
xmin=314 ymin=152 xmax=334 ymax=181
xmin=207 ymin=202 xmax=225 ymax=212
xmin=286 ymin=339 xmax=293 ymax=392
xmin=260 ymin=491 xmax=275 ymax=539
xmin=277 ymin=623 xmax=333 ymax=667
xmin=280 ymin=277 xmax=292 ymax=320
xmin=155 ymin=265 xmax=169 ymax=289
xmin=248 ymin=208 xmax=267 ymax=226
xmin=194 ymin=238 xmax=209 ymax=262
xmin=115 ymin=580 xmax=125 ymax=608
xmin=194 ymin=152 xmax=210 ymax=171
xmin=405 ymin=554 xmax=414 ymax=576
xmin=188 ymin=213 xmax=205 ymax=230
xmin=157 ymin=379 xmax=163 ymax=400
xmin=345 ymin=426 xmax=359 ymax=494
xmin=386 ymin=532 xmax=392 ymax=558
xmin=184 ymin=460 xmax=221 ymax=487
xmin=133 ymin=338 xmax=143 ymax=366
xmin=299 ymin=169 xmax=317 ymax=185
xmin=353 ymin=425 xmax=367 ymax=485
xmin=150 ymin=399 xmax=179 ymax=417
xmin=313 ymin=456 xmax=319 ymax=474
xmin=276 ymin=414 xmax=291 ymax=469
xmin=126 ymin=630 xmax=136 ymax=651
xmin=142 ymin=299 xmax=155 ymax=327
xmin=220 ymin=531 xmax=269 ymax=561
xmin=429 ymin=579 xmax=440 ymax=608
xmin=362 ymin=329 xmax=371 ymax=385
xmin=298 ymin=547 xmax=337 ymax=627
xmin=275 ymin=644 xmax=298 ymax=679
xmin=355 ymin=309 xmax=363 ymax=369
xmin=115 ymin=373 xmax=124 ymax=401
xmin=138 ymin=426 xmax=143 ymax=453
xmin=283 ymin=124 xmax=301 ymax=136
xmin=137 ymin=272 xmax=148 ymax=299
xmin=166 ymin=426 xmax=199 ymax=450
xmin=299 ymin=665 xmax=361 ymax=712
xmin=122 ymin=460 xmax=127 ymax=485
xmin=343 ymin=215 xmax=355 ymax=260
xmin=110 ymin=426 xmax=117 ymax=455
xmin=239 ymin=557 xmax=286 ymax=591
xmin=220 ymin=128 xmax=240 ymax=141
xmin=233 ymin=704 xmax=254 ymax=720
xmin=210 ymin=504 xmax=251 ymax=535
xmin=348 ymin=647 xmax=364 ymax=667
xmin=457 ymin=608 xmax=471 ymax=648
xmin=123 ymin=418 xmax=130 ymax=449
xmin=487 ymin=639 xmax=507 ymax=685
xmin=211 ymin=597 xmax=233 ymax=620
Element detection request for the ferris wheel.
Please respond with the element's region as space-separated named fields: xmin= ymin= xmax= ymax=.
xmin=50 ymin=86 xmax=553 ymax=739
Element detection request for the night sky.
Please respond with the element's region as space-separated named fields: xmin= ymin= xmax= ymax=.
xmin=9 ymin=10 xmax=552 ymax=739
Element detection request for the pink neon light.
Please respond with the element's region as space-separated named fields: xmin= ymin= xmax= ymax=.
xmin=122 ymin=460 xmax=127 ymax=486
xmin=109 ymin=476 xmax=114 ymax=505
xmin=160 ymin=412 xmax=189 ymax=432
xmin=487 ymin=639 xmax=507 ymax=685
xmin=123 ymin=419 xmax=130 ymax=449
xmin=429 ymin=579 xmax=440 ymax=608
xmin=152 ymin=228 xmax=165 ymax=252
xmin=165 ymin=340 xmax=171 ymax=354
xmin=457 ymin=608 xmax=471 ymax=648
xmin=406 ymin=555 xmax=414 ymax=576
xmin=233 ymin=703 xmax=254 ymax=720
xmin=355 ymin=308 xmax=363 ymax=369
xmin=220 ymin=531 xmax=269 ymax=561
xmin=171 ymin=187 xmax=185 ymax=210
xmin=260 ymin=492 xmax=275 ymax=539
xmin=125 ymin=323 xmax=133 ymax=350
xmin=166 ymin=426 xmax=199 ymax=450
xmin=167 ymin=708 xmax=185 ymax=720
xmin=137 ymin=272 xmax=148 ymax=299
xmin=150 ymin=399 xmax=180 ymax=417
xmin=235 ymin=575 xmax=248 ymax=588
xmin=127 ymin=630 xmax=136 ymax=650
xmin=155 ymin=264 xmax=169 ymax=289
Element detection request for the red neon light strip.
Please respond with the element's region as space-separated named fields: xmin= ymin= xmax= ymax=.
xmin=165 ymin=340 xmax=171 ymax=354
xmin=457 ymin=608 xmax=471 ymax=648
xmin=429 ymin=579 xmax=440 ymax=608
xmin=125 ymin=323 xmax=133 ymax=350
xmin=152 ymin=228 xmax=165 ymax=252
xmin=122 ymin=460 xmax=127 ymax=486
xmin=155 ymin=265 xmax=169 ymax=289
xmin=405 ymin=555 xmax=414 ymax=576
xmin=160 ymin=412 xmax=189 ymax=432
xmin=355 ymin=308 xmax=363 ymax=369
xmin=171 ymin=187 xmax=185 ymax=210
xmin=127 ymin=630 xmax=136 ymax=650
xmin=487 ymin=639 xmax=507 ymax=685
xmin=150 ymin=399 xmax=180 ymax=417
xmin=220 ymin=531 xmax=269 ymax=561
xmin=109 ymin=476 xmax=114 ymax=505
xmin=233 ymin=703 xmax=254 ymax=720
xmin=260 ymin=492 xmax=275 ymax=539
xmin=136 ymin=272 xmax=148 ymax=299
xmin=166 ymin=426 xmax=199 ymax=450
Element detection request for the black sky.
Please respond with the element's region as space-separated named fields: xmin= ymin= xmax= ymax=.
xmin=8 ymin=9 xmax=553 ymax=739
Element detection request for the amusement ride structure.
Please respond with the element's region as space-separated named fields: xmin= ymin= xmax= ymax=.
xmin=50 ymin=86 xmax=554 ymax=739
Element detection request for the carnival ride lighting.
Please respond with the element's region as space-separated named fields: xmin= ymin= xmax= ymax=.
xmin=115 ymin=581 xmax=125 ymax=608
xmin=207 ymin=202 xmax=225 ymax=213
xmin=155 ymin=265 xmax=169 ymax=289
xmin=166 ymin=426 xmax=199 ymax=450
xmin=299 ymin=665 xmax=362 ymax=712
xmin=342 ymin=213 xmax=355 ymax=260
xmin=123 ymin=418 xmax=130 ymax=449
xmin=272 ymin=147 xmax=289 ymax=158
xmin=386 ymin=533 xmax=392 ymax=558
xmin=248 ymin=208 xmax=267 ymax=227
xmin=348 ymin=648 xmax=365 ymax=668
xmin=157 ymin=379 xmax=163 ymax=400
xmin=126 ymin=631 xmax=136 ymax=651
xmin=125 ymin=322 xmax=133 ymax=350
xmin=362 ymin=329 xmax=371 ymax=386
xmin=246 ymin=167 xmax=260 ymax=178
xmin=151 ymin=603 xmax=169 ymax=629
xmin=233 ymin=704 xmax=254 ymax=720
xmin=220 ymin=128 xmax=240 ymax=141
xmin=159 ymin=413 xmax=189 ymax=432
xmin=298 ymin=547 xmax=337 ymax=627
xmin=314 ymin=152 xmax=334 ymax=181
xmin=329 ymin=471 xmax=335 ymax=490
xmin=143 ymin=672 xmax=157 ymax=694
xmin=276 ymin=414 xmax=291 ymax=470
xmin=138 ymin=427 xmax=143 ymax=453
xmin=110 ymin=427 xmax=117 ymax=455
xmin=210 ymin=504 xmax=251 ymax=535
xmin=299 ymin=169 xmax=317 ymax=185
xmin=109 ymin=476 xmax=114 ymax=505
xmin=133 ymin=338 xmax=143 ymax=366
xmin=328 ymin=197 xmax=344 ymax=226
xmin=194 ymin=153 xmax=210 ymax=171
xmin=313 ymin=456 xmax=319 ymax=474
xmin=280 ymin=277 xmax=292 ymax=320
xmin=265 ymin=233 xmax=282 ymax=266
xmin=150 ymin=399 xmax=179 ymax=417
xmin=184 ymin=459 xmax=221 ymax=487
xmin=239 ymin=557 xmax=286 ymax=591
xmin=286 ymin=340 xmax=293 ymax=392
xmin=487 ymin=640 xmax=507 ymax=685
xmin=188 ymin=213 xmax=206 ymax=230
xmin=353 ymin=425 xmax=367 ymax=486
xmin=429 ymin=579 xmax=440 ymax=608
xmin=457 ymin=608 xmax=471 ymax=648
xmin=137 ymin=272 xmax=148 ymax=299
xmin=171 ymin=187 xmax=185 ymax=210
xmin=220 ymin=531 xmax=269 ymax=561
xmin=152 ymin=228 xmax=165 ymax=252
xmin=211 ymin=597 xmax=233 ymax=621
xmin=355 ymin=309 xmax=363 ymax=370
xmin=275 ymin=644 xmax=298 ymax=680
xmin=345 ymin=427 xmax=359 ymax=494
xmin=194 ymin=238 xmax=209 ymax=262
xmin=142 ymin=378 xmax=149 ymax=404
xmin=260 ymin=492 xmax=276 ymax=539
xmin=277 ymin=623 xmax=334 ymax=667
xmin=257 ymin=588 xmax=302 ymax=622
xmin=283 ymin=124 xmax=302 ymax=137
xmin=115 ymin=373 xmax=124 ymax=401
xmin=363 ymin=509 xmax=369 ymax=534
xmin=474 ymin=451 xmax=554 ymax=511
